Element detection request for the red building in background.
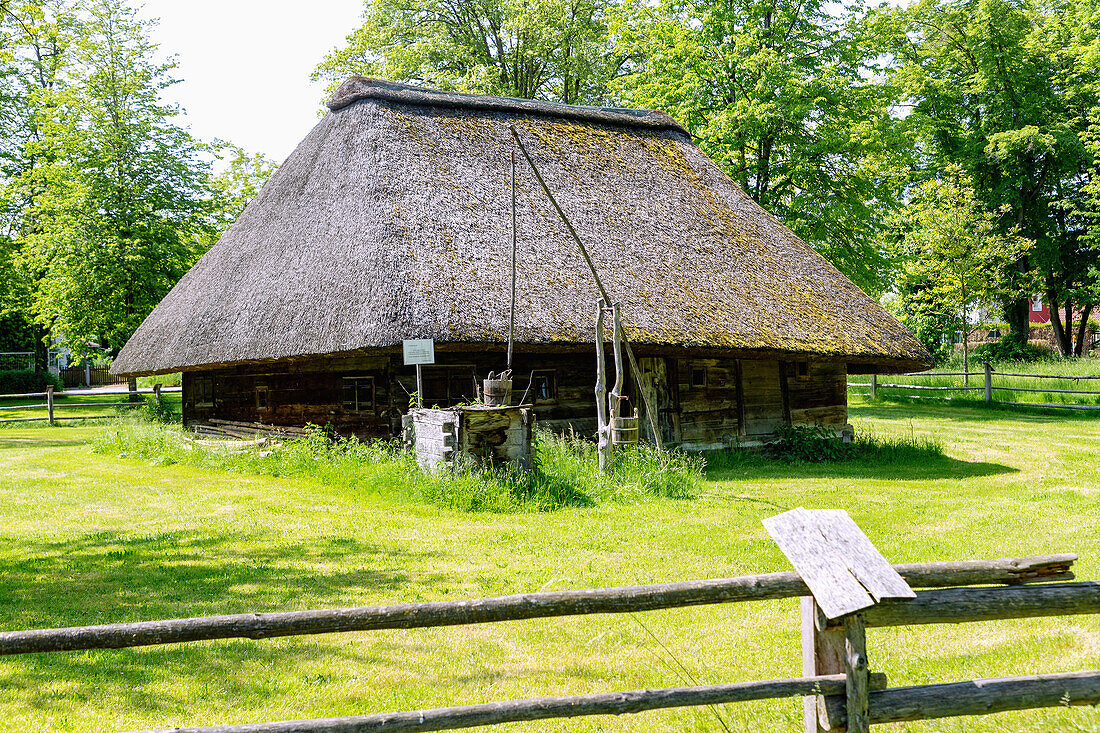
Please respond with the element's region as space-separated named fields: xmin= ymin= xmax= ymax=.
xmin=1029 ymin=296 xmax=1050 ymax=324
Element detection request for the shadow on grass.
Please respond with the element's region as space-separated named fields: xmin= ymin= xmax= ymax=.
xmin=0 ymin=531 xmax=454 ymax=719
xmin=850 ymin=399 xmax=1099 ymax=424
xmin=0 ymin=433 xmax=89 ymax=449
xmin=702 ymin=450 xmax=1015 ymax=482
xmin=0 ymin=531 xmax=447 ymax=631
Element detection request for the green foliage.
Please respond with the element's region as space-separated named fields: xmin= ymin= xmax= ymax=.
xmin=764 ymin=423 xmax=849 ymax=462
xmin=888 ymin=167 xmax=1031 ymax=371
xmin=611 ymin=0 xmax=911 ymax=294
xmin=135 ymin=372 xmax=181 ymax=387
xmin=974 ymin=335 xmax=1048 ymax=363
xmin=0 ymin=0 xmax=273 ymax=358
xmin=0 ymin=368 xmax=61 ymax=393
xmin=871 ymin=0 xmax=1100 ymax=353
xmin=313 ymin=0 xmax=624 ymax=104
xmin=138 ymin=394 xmax=177 ymax=423
xmin=92 ymin=424 xmax=703 ymax=513
xmin=747 ymin=423 xmax=943 ymax=463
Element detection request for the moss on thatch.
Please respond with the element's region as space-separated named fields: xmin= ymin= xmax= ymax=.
xmin=112 ymin=77 xmax=931 ymax=376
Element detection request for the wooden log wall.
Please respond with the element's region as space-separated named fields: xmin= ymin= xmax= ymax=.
xmin=181 ymin=351 xmax=851 ymax=446
xmin=785 ymin=361 xmax=848 ymax=427
xmin=674 ymin=357 xmax=739 ymax=449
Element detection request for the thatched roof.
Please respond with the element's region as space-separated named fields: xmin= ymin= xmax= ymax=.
xmin=113 ymin=77 xmax=931 ymax=376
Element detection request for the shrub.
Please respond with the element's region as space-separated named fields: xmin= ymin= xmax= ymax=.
xmin=706 ymin=424 xmax=944 ymax=466
xmin=0 ymin=369 xmax=63 ymax=394
xmin=974 ymin=336 xmax=1047 ymax=363
xmin=765 ymin=424 xmax=849 ymax=462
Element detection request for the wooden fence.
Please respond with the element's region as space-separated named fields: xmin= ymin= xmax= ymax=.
xmin=58 ymin=364 xmax=128 ymax=388
xmin=0 ymin=541 xmax=1095 ymax=732
xmin=849 ymin=363 xmax=1100 ymax=411
xmin=0 ymin=385 xmax=181 ymax=424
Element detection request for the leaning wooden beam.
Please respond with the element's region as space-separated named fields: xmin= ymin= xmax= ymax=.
xmin=822 ymin=669 xmax=1100 ymax=725
xmin=509 ymin=126 xmax=664 ymax=450
xmin=829 ymin=581 xmax=1100 ymax=629
xmin=0 ymin=556 xmax=1075 ymax=656
xmin=129 ymin=673 xmax=888 ymax=733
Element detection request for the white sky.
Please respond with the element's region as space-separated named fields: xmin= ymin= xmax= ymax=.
xmin=141 ymin=0 xmax=366 ymax=163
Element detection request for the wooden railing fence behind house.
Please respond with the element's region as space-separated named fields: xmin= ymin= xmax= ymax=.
xmin=0 ymin=385 xmax=181 ymax=424
xmin=849 ymin=363 xmax=1100 ymax=411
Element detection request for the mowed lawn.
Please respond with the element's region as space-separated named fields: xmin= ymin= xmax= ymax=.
xmin=0 ymin=400 xmax=1098 ymax=732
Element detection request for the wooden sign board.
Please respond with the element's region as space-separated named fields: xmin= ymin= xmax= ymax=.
xmin=403 ymin=339 xmax=435 ymax=366
xmin=763 ymin=508 xmax=915 ymax=620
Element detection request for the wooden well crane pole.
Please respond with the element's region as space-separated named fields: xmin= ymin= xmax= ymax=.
xmin=509 ymin=126 xmax=664 ymax=450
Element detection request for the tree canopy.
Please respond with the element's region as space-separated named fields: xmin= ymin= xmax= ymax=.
xmin=0 ymin=0 xmax=274 ymax=361
xmin=313 ymin=0 xmax=626 ymax=104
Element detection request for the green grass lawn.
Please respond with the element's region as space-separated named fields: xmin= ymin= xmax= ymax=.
xmin=0 ymin=400 xmax=1098 ymax=732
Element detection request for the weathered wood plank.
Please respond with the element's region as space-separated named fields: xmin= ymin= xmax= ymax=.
xmin=813 ymin=510 xmax=915 ymax=603
xmin=763 ymin=508 xmax=875 ymax=619
xmin=129 ymin=674 xmax=888 ymax=733
xmin=822 ymin=670 xmax=1100 ymax=725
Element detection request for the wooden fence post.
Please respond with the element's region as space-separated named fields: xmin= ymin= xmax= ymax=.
xmin=844 ymin=613 xmax=870 ymax=733
xmin=802 ymin=598 xmax=846 ymax=733
xmin=46 ymin=385 xmax=54 ymax=425
xmin=984 ymin=362 xmax=992 ymax=404
xmin=870 ymin=374 xmax=877 ymax=400
xmin=153 ymin=383 xmax=162 ymax=405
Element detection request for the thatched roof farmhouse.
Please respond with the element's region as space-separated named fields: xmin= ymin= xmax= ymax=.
xmin=113 ymin=76 xmax=931 ymax=447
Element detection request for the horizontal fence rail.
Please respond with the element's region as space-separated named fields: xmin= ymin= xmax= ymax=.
xmin=850 ymin=365 xmax=1100 ymax=411
xmin=4 ymin=551 xmax=1094 ymax=733
xmin=0 ymin=555 xmax=1075 ymax=656
xmin=822 ymin=581 xmax=1100 ymax=628
xmin=822 ymin=670 xmax=1100 ymax=726
xmin=131 ymin=673 xmax=889 ymax=733
xmin=0 ymin=385 xmax=180 ymax=424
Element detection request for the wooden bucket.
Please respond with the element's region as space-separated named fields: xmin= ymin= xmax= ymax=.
xmin=610 ymin=414 xmax=639 ymax=445
xmin=482 ymin=378 xmax=512 ymax=406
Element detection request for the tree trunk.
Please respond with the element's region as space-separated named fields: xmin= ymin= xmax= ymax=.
xmin=1048 ymin=289 xmax=1072 ymax=357
xmin=1074 ymin=305 xmax=1093 ymax=357
xmin=1003 ymin=297 xmax=1029 ymax=345
xmin=33 ymin=325 xmax=49 ymax=373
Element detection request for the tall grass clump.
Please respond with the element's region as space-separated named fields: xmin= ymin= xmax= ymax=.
xmin=703 ymin=424 xmax=943 ymax=473
xmin=92 ymin=422 xmax=703 ymax=513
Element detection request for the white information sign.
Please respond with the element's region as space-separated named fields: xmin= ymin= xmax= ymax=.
xmin=403 ymin=339 xmax=436 ymax=366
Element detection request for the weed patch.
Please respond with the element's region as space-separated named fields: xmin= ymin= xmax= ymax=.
xmin=91 ymin=422 xmax=704 ymax=512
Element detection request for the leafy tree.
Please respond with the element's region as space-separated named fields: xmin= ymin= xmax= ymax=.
xmin=0 ymin=0 xmax=79 ymax=369
xmin=7 ymin=0 xmax=215 ymax=357
xmin=201 ymin=144 xmax=278 ymax=252
xmin=891 ymin=169 xmax=1031 ymax=378
xmin=873 ymin=0 xmax=1100 ymax=355
xmin=313 ymin=0 xmax=626 ymax=104
xmin=609 ymin=0 xmax=912 ymax=294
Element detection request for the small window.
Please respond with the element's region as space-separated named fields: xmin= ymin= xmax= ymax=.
xmin=343 ymin=376 xmax=375 ymax=413
xmin=796 ymin=362 xmax=810 ymax=379
xmin=691 ymin=368 xmax=707 ymax=388
xmin=419 ymin=365 xmax=476 ymax=406
xmin=531 ymin=371 xmax=556 ymax=404
xmin=255 ymin=385 xmax=269 ymax=410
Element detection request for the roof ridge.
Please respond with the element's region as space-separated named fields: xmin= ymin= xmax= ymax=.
xmin=326 ymin=76 xmax=690 ymax=135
